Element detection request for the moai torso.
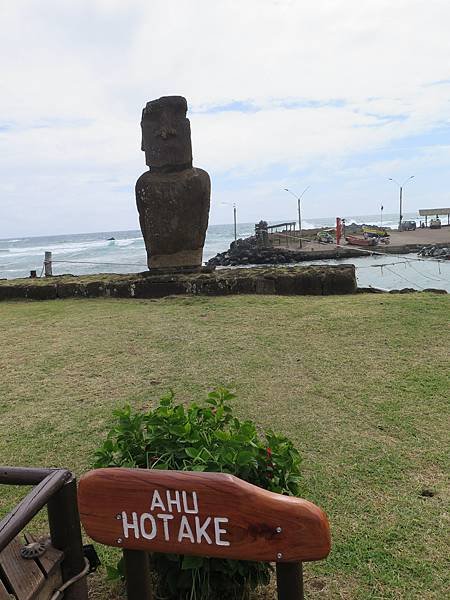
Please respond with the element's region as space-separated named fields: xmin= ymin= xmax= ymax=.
xmin=136 ymin=96 xmax=211 ymax=269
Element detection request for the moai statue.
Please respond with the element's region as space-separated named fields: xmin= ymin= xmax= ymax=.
xmin=255 ymin=220 xmax=269 ymax=247
xmin=136 ymin=96 xmax=211 ymax=269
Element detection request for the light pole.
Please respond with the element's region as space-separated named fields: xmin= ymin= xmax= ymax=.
xmin=221 ymin=202 xmax=237 ymax=241
xmin=388 ymin=176 xmax=414 ymax=230
xmin=284 ymin=186 xmax=310 ymax=249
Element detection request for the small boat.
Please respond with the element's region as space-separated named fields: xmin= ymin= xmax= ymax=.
xmin=345 ymin=235 xmax=378 ymax=247
xmin=316 ymin=230 xmax=334 ymax=243
xmin=362 ymin=226 xmax=389 ymax=237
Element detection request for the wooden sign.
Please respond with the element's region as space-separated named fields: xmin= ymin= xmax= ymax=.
xmin=79 ymin=468 xmax=330 ymax=562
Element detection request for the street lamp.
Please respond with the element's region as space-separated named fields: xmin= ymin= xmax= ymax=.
xmin=221 ymin=202 xmax=238 ymax=241
xmin=388 ymin=176 xmax=415 ymax=230
xmin=284 ymin=186 xmax=310 ymax=248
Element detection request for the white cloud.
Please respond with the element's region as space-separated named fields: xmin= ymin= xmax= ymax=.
xmin=1 ymin=0 xmax=450 ymax=235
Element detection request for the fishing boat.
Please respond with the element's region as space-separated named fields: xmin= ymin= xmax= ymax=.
xmin=345 ymin=235 xmax=378 ymax=247
xmin=362 ymin=225 xmax=389 ymax=237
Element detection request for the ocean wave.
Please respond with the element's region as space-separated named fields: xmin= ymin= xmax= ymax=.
xmin=301 ymin=220 xmax=318 ymax=230
xmin=114 ymin=238 xmax=144 ymax=247
xmin=5 ymin=239 xmax=129 ymax=257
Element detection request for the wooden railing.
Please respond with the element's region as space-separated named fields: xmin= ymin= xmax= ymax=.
xmin=0 ymin=466 xmax=88 ymax=600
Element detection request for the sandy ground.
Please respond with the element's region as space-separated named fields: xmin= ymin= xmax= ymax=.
xmin=388 ymin=226 xmax=450 ymax=246
xmin=274 ymin=225 xmax=450 ymax=252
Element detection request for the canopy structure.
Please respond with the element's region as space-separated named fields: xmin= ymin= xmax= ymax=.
xmin=418 ymin=208 xmax=450 ymax=216
xmin=418 ymin=208 xmax=450 ymax=226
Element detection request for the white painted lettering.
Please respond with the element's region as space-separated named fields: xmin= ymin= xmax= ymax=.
xmin=150 ymin=490 xmax=166 ymax=512
xmin=177 ymin=515 xmax=195 ymax=543
xmin=182 ymin=490 xmax=199 ymax=514
xmin=195 ymin=516 xmax=212 ymax=544
xmin=122 ymin=511 xmax=139 ymax=539
xmin=157 ymin=513 xmax=174 ymax=541
xmin=166 ymin=490 xmax=181 ymax=513
xmin=140 ymin=513 xmax=157 ymax=539
xmin=214 ymin=517 xmax=230 ymax=546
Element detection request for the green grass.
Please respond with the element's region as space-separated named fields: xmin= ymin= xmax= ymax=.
xmin=0 ymin=294 xmax=449 ymax=599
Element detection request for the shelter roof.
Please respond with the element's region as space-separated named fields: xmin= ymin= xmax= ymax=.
xmin=418 ymin=208 xmax=450 ymax=216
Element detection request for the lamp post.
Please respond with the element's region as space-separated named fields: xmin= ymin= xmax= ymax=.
xmin=221 ymin=202 xmax=238 ymax=241
xmin=284 ymin=186 xmax=310 ymax=249
xmin=388 ymin=176 xmax=414 ymax=230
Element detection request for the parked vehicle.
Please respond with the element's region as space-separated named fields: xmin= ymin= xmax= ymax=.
xmin=399 ymin=220 xmax=416 ymax=231
xmin=429 ymin=218 xmax=442 ymax=229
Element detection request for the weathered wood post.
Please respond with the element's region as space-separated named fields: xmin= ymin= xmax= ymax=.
xmin=276 ymin=562 xmax=304 ymax=600
xmin=44 ymin=251 xmax=52 ymax=277
xmin=0 ymin=467 xmax=89 ymax=600
xmin=47 ymin=475 xmax=89 ymax=600
xmin=123 ymin=549 xmax=153 ymax=600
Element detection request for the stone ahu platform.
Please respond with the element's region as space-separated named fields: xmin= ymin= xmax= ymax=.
xmin=0 ymin=265 xmax=356 ymax=301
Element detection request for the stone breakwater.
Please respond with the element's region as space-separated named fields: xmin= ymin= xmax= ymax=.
xmin=0 ymin=265 xmax=357 ymax=301
xmin=207 ymin=243 xmax=368 ymax=266
xmin=207 ymin=232 xmax=450 ymax=267
xmin=418 ymin=245 xmax=450 ymax=259
xmin=206 ymin=235 xmax=376 ymax=267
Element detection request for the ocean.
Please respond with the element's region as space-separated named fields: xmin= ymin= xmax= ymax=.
xmin=1 ymin=212 xmax=449 ymax=292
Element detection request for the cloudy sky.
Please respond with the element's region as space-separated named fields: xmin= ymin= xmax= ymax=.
xmin=1 ymin=0 xmax=450 ymax=237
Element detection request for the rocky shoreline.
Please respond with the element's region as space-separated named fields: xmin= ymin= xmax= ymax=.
xmin=207 ymin=240 xmax=369 ymax=267
xmin=207 ymin=224 xmax=450 ymax=267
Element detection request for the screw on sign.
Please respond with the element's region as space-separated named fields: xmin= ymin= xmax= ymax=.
xmin=78 ymin=468 xmax=331 ymax=600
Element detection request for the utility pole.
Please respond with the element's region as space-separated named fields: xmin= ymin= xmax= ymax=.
xmin=388 ymin=176 xmax=414 ymax=230
xmin=221 ymin=202 xmax=238 ymax=242
xmin=284 ymin=186 xmax=310 ymax=249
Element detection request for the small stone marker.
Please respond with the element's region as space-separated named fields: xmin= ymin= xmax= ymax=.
xmin=78 ymin=468 xmax=331 ymax=563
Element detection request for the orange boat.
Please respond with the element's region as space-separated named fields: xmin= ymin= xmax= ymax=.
xmin=345 ymin=235 xmax=377 ymax=247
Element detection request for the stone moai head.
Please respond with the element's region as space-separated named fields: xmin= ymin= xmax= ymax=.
xmin=141 ymin=96 xmax=193 ymax=171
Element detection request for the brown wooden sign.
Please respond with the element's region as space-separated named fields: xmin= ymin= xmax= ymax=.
xmin=78 ymin=468 xmax=330 ymax=563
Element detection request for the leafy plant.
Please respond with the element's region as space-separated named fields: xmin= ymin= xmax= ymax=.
xmin=94 ymin=388 xmax=302 ymax=599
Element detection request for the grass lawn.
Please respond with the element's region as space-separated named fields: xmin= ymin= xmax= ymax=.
xmin=0 ymin=293 xmax=449 ymax=599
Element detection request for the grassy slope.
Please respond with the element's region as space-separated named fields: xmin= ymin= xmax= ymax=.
xmin=0 ymin=294 xmax=449 ymax=599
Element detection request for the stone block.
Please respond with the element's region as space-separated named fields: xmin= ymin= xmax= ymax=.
xmin=25 ymin=284 xmax=58 ymax=300
xmin=0 ymin=285 xmax=26 ymax=300
xmin=133 ymin=279 xmax=187 ymax=298
xmin=57 ymin=283 xmax=87 ymax=298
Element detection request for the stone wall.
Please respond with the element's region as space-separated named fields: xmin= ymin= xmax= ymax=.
xmin=0 ymin=265 xmax=357 ymax=301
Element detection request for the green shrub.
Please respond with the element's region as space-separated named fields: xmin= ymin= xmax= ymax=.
xmin=94 ymin=388 xmax=302 ymax=600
